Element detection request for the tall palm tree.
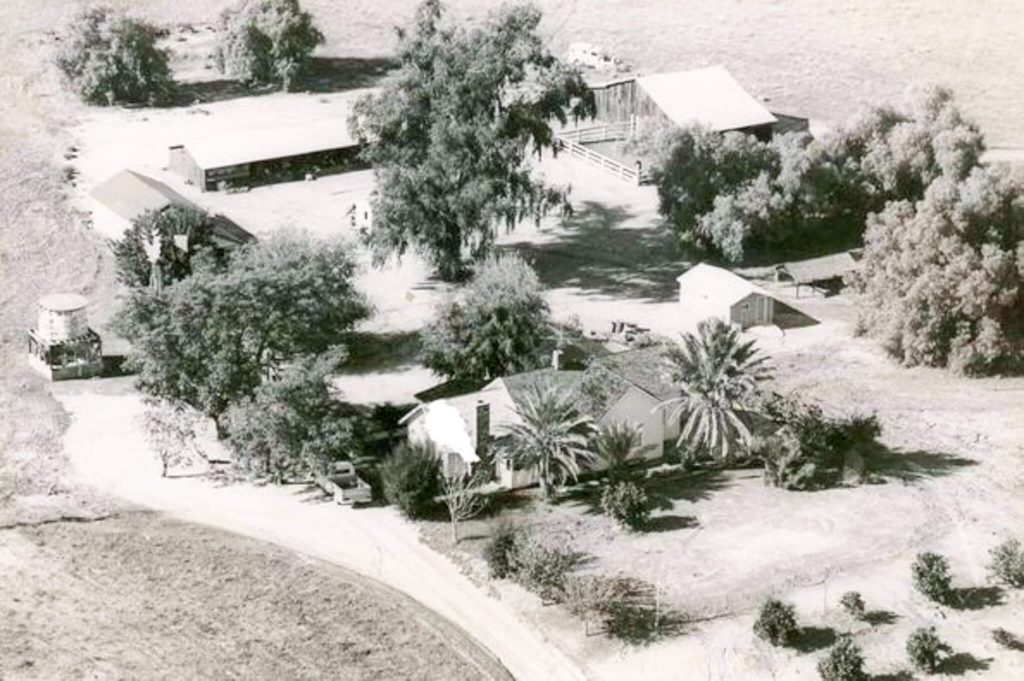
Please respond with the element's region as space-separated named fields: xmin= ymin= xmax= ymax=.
xmin=594 ymin=421 xmax=643 ymax=480
xmin=502 ymin=381 xmax=596 ymax=501
xmin=659 ymin=318 xmax=770 ymax=462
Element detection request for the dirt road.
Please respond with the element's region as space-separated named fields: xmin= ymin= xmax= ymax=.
xmin=56 ymin=386 xmax=588 ymax=681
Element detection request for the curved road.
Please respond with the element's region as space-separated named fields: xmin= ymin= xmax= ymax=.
xmin=57 ymin=389 xmax=589 ymax=681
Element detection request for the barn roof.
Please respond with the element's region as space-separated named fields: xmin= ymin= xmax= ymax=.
xmin=90 ymin=170 xmax=255 ymax=245
xmin=778 ymin=251 xmax=862 ymax=284
xmin=676 ymin=263 xmax=771 ymax=306
xmin=636 ymin=66 xmax=777 ymax=132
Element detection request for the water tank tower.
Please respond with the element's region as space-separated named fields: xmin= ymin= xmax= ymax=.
xmin=27 ymin=293 xmax=103 ymax=380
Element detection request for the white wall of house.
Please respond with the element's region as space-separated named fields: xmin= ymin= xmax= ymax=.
xmin=600 ymin=385 xmax=666 ymax=460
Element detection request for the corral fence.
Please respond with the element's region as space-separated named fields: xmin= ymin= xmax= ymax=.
xmin=554 ymin=120 xmax=649 ymax=185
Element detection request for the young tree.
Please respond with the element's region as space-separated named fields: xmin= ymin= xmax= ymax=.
xmin=142 ymin=399 xmax=203 ymax=477
xmin=440 ymin=469 xmax=489 ymax=543
xmin=57 ymin=7 xmax=175 ymax=105
xmin=114 ymin=231 xmax=370 ymax=427
xmin=223 ymin=353 xmax=355 ymax=481
xmin=380 ymin=442 xmax=442 ymax=519
xmin=659 ymin=318 xmax=770 ymax=461
xmin=111 ymin=205 xmax=227 ymax=289
xmin=350 ymin=0 xmax=594 ymax=280
xmin=421 ymin=254 xmax=550 ymax=383
xmin=594 ymin=422 xmax=643 ymax=480
xmin=851 ymin=165 xmax=1024 ymax=375
xmin=501 ymin=380 xmax=596 ymax=501
xmin=215 ymin=0 xmax=324 ymax=90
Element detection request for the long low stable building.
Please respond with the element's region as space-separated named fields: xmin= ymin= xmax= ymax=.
xmin=169 ymin=122 xmax=365 ymax=192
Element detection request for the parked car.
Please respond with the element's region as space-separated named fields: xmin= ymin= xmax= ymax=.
xmin=316 ymin=460 xmax=373 ymax=505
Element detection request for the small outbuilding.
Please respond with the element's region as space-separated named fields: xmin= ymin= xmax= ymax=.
xmin=775 ymin=250 xmax=863 ymax=297
xmin=676 ymin=263 xmax=775 ymax=329
xmin=89 ymin=169 xmax=255 ymax=245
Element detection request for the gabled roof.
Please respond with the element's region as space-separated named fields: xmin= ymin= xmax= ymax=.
xmin=90 ymin=169 xmax=193 ymax=222
xmin=778 ymin=251 xmax=862 ymax=284
xmin=502 ymin=368 xmax=584 ymax=406
xmin=592 ymin=346 xmax=677 ymax=401
xmin=636 ymin=66 xmax=777 ymax=132
xmin=90 ymin=170 xmax=255 ymax=246
xmin=676 ymin=263 xmax=770 ymax=306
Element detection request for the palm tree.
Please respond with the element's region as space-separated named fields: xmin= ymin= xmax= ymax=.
xmin=594 ymin=421 xmax=643 ymax=480
xmin=502 ymin=380 xmax=597 ymax=501
xmin=659 ymin=317 xmax=770 ymax=462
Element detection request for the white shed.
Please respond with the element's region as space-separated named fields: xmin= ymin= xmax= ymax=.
xmin=676 ymin=263 xmax=775 ymax=329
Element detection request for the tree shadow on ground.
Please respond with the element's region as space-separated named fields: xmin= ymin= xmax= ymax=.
xmin=863 ymin=609 xmax=899 ymax=626
xmin=645 ymin=514 xmax=699 ymax=533
xmin=940 ymin=652 xmax=992 ymax=675
xmin=951 ymin=585 xmax=1004 ymax=611
xmin=504 ymin=201 xmax=689 ymax=302
xmin=872 ymin=672 xmax=915 ymax=681
xmin=790 ymin=626 xmax=837 ymax=653
xmin=169 ymin=56 xmax=397 ymax=106
xmin=336 ymin=330 xmax=422 ymax=374
xmin=643 ymin=467 xmax=733 ymax=511
xmin=861 ymin=443 xmax=977 ymax=483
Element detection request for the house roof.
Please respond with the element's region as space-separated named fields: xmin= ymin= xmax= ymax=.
xmin=778 ymin=251 xmax=862 ymax=284
xmin=90 ymin=170 xmax=254 ymax=245
xmin=502 ymin=368 xmax=585 ymax=406
xmin=676 ymin=263 xmax=771 ymax=307
xmin=636 ymin=66 xmax=777 ymax=132
xmin=593 ymin=346 xmax=677 ymax=401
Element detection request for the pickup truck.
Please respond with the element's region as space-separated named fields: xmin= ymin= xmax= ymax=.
xmin=315 ymin=460 xmax=373 ymax=505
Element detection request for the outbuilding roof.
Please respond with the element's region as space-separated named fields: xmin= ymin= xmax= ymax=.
xmin=778 ymin=251 xmax=862 ymax=284
xmin=676 ymin=263 xmax=771 ymax=306
xmin=179 ymin=123 xmax=360 ymax=170
xmin=90 ymin=169 xmax=192 ymax=222
xmin=90 ymin=170 xmax=255 ymax=245
xmin=636 ymin=66 xmax=777 ymax=132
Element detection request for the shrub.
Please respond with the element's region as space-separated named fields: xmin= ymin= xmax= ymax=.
xmin=483 ymin=519 xmax=520 ymax=579
xmin=600 ymin=481 xmax=650 ymax=531
xmin=216 ymin=0 xmax=324 ymax=90
xmin=753 ymin=597 xmax=798 ymax=646
xmin=756 ymin=427 xmax=817 ymax=490
xmin=57 ymin=7 xmax=174 ymax=105
xmin=839 ymin=591 xmax=866 ymax=620
xmin=379 ymin=443 xmax=441 ymax=519
xmin=912 ymin=552 xmax=953 ymax=604
xmin=510 ymin=540 xmax=578 ymax=602
xmin=906 ymin=627 xmax=950 ymax=673
xmin=992 ymin=627 xmax=1022 ymax=651
xmin=817 ymin=634 xmax=868 ymax=681
xmin=563 ymin=574 xmax=659 ymax=641
xmin=988 ymin=538 xmax=1024 ymax=588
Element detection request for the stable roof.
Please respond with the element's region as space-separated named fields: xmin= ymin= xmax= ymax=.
xmin=180 ymin=122 xmax=359 ymax=170
xmin=676 ymin=263 xmax=771 ymax=306
xmin=636 ymin=66 xmax=777 ymax=132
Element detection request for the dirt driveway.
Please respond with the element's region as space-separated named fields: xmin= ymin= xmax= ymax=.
xmin=55 ymin=382 xmax=588 ymax=681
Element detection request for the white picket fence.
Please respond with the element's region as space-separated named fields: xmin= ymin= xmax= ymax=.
xmin=555 ymin=120 xmax=646 ymax=184
xmin=556 ymin=120 xmax=633 ymax=144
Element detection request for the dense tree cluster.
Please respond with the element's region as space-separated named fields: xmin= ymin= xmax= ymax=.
xmin=215 ymin=0 xmax=324 ymax=90
xmin=111 ymin=205 xmax=226 ymax=288
xmin=114 ymin=232 xmax=370 ymax=428
xmin=851 ymin=165 xmax=1024 ymax=375
xmin=422 ymin=254 xmax=551 ymax=383
xmin=350 ymin=0 xmax=594 ymax=280
xmin=647 ymin=88 xmax=984 ymax=262
xmin=57 ymin=7 xmax=175 ymax=105
xmin=224 ymin=354 xmax=356 ymax=480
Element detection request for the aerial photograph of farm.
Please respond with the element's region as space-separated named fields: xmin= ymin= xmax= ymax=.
xmin=1 ymin=1 xmax=1022 ymax=679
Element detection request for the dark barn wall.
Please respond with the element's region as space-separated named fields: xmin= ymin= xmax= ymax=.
xmin=591 ymin=78 xmax=638 ymax=123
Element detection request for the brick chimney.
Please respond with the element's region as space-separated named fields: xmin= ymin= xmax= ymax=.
xmin=475 ymin=401 xmax=490 ymax=454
